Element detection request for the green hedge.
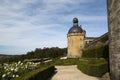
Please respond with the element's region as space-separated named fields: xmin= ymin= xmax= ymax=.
xmin=53 ymin=58 xmax=79 ymax=65
xmin=13 ymin=63 xmax=55 ymax=80
xmin=82 ymin=45 xmax=109 ymax=59
xmin=77 ymin=58 xmax=108 ymax=77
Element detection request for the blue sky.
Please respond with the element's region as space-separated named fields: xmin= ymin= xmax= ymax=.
xmin=0 ymin=0 xmax=108 ymax=55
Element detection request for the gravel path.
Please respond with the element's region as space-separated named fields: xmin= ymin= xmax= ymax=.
xmin=50 ymin=65 xmax=101 ymax=80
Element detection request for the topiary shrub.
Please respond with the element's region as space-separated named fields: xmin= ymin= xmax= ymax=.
xmin=77 ymin=58 xmax=108 ymax=77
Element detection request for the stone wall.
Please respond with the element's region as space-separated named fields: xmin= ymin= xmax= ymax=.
xmin=85 ymin=32 xmax=108 ymax=48
xmin=85 ymin=38 xmax=96 ymax=45
xmin=107 ymin=0 xmax=120 ymax=80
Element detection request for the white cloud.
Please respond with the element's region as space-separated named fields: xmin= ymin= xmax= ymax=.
xmin=0 ymin=0 xmax=107 ymax=54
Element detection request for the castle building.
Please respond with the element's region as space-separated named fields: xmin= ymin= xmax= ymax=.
xmin=67 ymin=17 xmax=96 ymax=58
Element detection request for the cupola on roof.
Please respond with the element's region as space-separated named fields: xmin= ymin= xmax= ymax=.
xmin=68 ymin=17 xmax=84 ymax=34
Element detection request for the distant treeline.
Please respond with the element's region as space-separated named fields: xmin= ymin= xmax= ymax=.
xmin=0 ymin=47 xmax=67 ymax=63
xmin=25 ymin=47 xmax=67 ymax=59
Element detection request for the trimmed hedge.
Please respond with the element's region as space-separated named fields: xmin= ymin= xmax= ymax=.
xmin=53 ymin=58 xmax=79 ymax=65
xmin=82 ymin=45 xmax=109 ymax=59
xmin=77 ymin=58 xmax=108 ymax=77
xmin=13 ymin=63 xmax=55 ymax=80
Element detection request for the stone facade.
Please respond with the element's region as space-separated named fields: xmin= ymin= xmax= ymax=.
xmin=67 ymin=33 xmax=85 ymax=58
xmin=107 ymin=0 xmax=120 ymax=80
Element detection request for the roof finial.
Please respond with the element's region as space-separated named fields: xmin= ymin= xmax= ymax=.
xmin=73 ymin=17 xmax=78 ymax=27
xmin=73 ymin=17 xmax=78 ymax=23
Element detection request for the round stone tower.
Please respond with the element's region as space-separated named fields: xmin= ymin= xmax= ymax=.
xmin=67 ymin=17 xmax=86 ymax=58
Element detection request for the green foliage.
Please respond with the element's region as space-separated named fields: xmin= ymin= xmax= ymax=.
xmin=77 ymin=58 xmax=108 ymax=77
xmin=13 ymin=63 xmax=55 ymax=80
xmin=0 ymin=47 xmax=67 ymax=63
xmin=53 ymin=58 xmax=79 ymax=65
xmin=25 ymin=47 xmax=67 ymax=59
xmin=0 ymin=65 xmax=3 ymax=80
xmin=82 ymin=44 xmax=109 ymax=77
xmin=82 ymin=45 xmax=109 ymax=59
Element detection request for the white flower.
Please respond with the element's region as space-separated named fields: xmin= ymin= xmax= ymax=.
xmin=11 ymin=68 xmax=14 ymax=71
xmin=25 ymin=65 xmax=28 ymax=68
xmin=15 ymin=75 xmax=19 ymax=77
xmin=20 ymin=63 xmax=23 ymax=65
xmin=12 ymin=75 xmax=15 ymax=77
xmin=6 ymin=68 xmax=9 ymax=71
xmin=18 ymin=61 xmax=21 ymax=64
xmin=2 ymin=74 xmax=6 ymax=77
xmin=7 ymin=72 xmax=10 ymax=75
xmin=14 ymin=68 xmax=18 ymax=72
xmin=4 ymin=66 xmax=6 ymax=69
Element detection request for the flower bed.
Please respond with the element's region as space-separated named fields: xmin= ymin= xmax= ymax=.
xmin=0 ymin=61 xmax=41 ymax=80
xmin=13 ymin=63 xmax=55 ymax=80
